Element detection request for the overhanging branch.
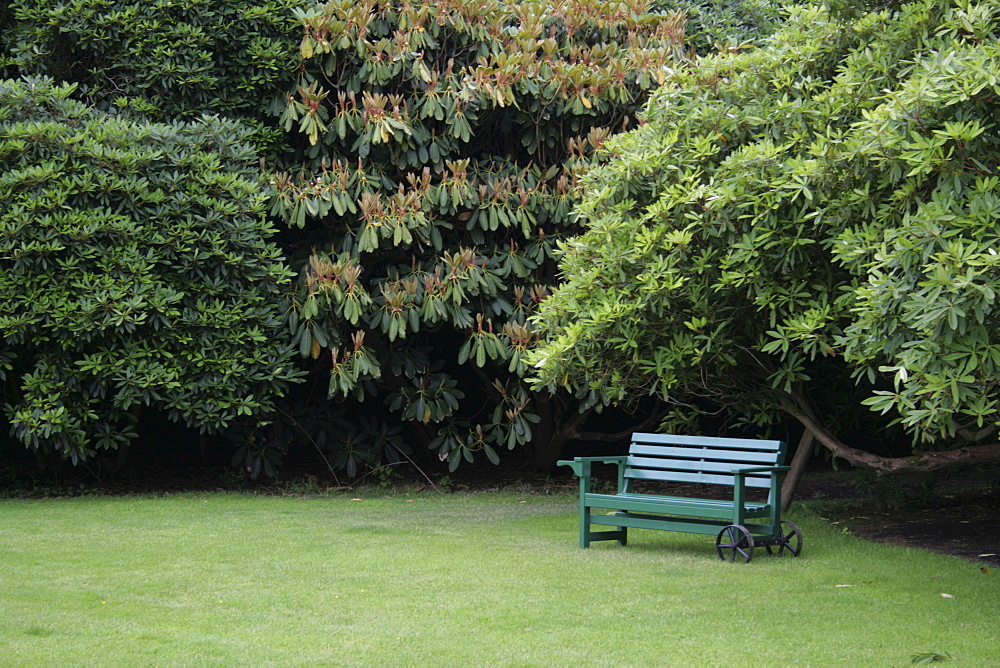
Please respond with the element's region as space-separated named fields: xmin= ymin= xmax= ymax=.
xmin=780 ymin=388 xmax=1000 ymax=475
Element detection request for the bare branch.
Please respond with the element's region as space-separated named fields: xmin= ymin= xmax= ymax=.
xmin=781 ymin=389 xmax=1000 ymax=475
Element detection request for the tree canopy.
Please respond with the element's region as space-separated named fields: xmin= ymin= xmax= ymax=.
xmin=2 ymin=0 xmax=300 ymax=152
xmin=529 ymin=0 xmax=1000 ymax=474
xmin=0 ymin=0 xmax=784 ymax=478
xmin=265 ymin=0 xmax=712 ymax=473
xmin=0 ymin=77 xmax=301 ymax=472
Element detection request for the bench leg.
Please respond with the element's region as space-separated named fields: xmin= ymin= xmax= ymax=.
xmin=579 ymin=506 xmax=629 ymax=548
xmin=613 ymin=513 xmax=628 ymax=546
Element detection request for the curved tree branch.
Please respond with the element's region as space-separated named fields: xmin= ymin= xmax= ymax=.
xmin=780 ymin=388 xmax=1000 ymax=475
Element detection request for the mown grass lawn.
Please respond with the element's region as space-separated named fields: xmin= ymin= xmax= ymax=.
xmin=1 ymin=492 xmax=996 ymax=665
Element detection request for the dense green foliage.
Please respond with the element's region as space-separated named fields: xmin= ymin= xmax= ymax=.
xmin=2 ymin=0 xmax=300 ymax=151
xmin=530 ymin=0 xmax=1000 ymax=472
xmin=653 ymin=0 xmax=781 ymax=53
xmin=0 ymin=0 xmax=782 ymax=478
xmin=0 ymin=77 xmax=300 ymax=470
xmin=268 ymin=0 xmax=704 ymax=472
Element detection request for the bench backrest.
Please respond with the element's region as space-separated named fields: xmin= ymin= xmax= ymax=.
xmin=625 ymin=433 xmax=785 ymax=490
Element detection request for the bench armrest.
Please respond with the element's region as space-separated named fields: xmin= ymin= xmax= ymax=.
xmin=731 ymin=465 xmax=790 ymax=476
xmin=730 ymin=466 xmax=789 ymax=523
xmin=557 ymin=456 xmax=628 ymax=478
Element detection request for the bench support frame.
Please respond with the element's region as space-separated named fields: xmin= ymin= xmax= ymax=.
xmin=559 ymin=433 xmax=800 ymax=560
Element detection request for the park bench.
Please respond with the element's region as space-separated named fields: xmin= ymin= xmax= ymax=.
xmin=558 ymin=432 xmax=802 ymax=562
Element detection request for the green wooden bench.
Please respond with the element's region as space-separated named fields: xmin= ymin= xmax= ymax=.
xmin=558 ymin=432 xmax=802 ymax=562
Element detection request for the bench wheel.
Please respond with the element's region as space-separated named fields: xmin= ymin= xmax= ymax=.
xmin=774 ymin=520 xmax=802 ymax=557
xmin=716 ymin=525 xmax=754 ymax=563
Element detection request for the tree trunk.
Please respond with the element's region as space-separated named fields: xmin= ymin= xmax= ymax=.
xmin=781 ymin=429 xmax=813 ymax=512
xmin=529 ymin=396 xmax=590 ymax=472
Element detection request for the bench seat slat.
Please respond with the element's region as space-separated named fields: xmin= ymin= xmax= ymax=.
xmin=585 ymin=492 xmax=771 ymax=520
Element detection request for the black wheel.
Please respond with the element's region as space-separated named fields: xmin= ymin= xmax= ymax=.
xmin=716 ymin=525 xmax=755 ymax=563
xmin=776 ymin=520 xmax=802 ymax=557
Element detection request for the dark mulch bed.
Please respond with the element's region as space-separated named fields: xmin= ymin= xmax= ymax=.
xmin=819 ymin=491 xmax=1000 ymax=568
xmin=792 ymin=472 xmax=1000 ymax=567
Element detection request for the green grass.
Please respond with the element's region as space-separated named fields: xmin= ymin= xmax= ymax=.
xmin=1 ymin=492 xmax=997 ymax=665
